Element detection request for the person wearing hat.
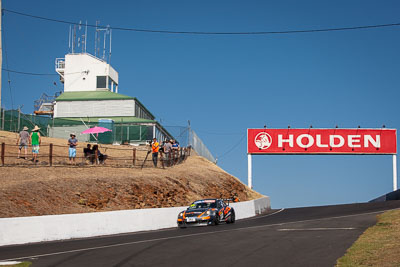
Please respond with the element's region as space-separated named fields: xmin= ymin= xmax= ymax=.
xmin=30 ymin=125 xmax=41 ymax=163
xmin=16 ymin=126 xmax=29 ymax=159
xmin=68 ymin=133 xmax=78 ymax=164
xmin=163 ymin=139 xmax=173 ymax=166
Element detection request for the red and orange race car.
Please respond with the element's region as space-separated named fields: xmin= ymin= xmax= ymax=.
xmin=177 ymin=198 xmax=236 ymax=228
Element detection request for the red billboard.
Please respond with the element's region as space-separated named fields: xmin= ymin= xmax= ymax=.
xmin=247 ymin=128 xmax=397 ymax=155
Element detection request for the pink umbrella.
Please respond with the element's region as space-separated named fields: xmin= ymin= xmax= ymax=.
xmin=81 ymin=126 xmax=112 ymax=136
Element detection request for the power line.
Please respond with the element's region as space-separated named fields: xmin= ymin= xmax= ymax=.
xmin=3 ymin=8 xmax=400 ymax=35
xmin=217 ymin=133 xmax=246 ymax=160
xmin=2 ymin=68 xmax=58 ymax=76
xmin=1 ymin=69 xmax=87 ymax=76
xmin=195 ymin=129 xmax=244 ymax=135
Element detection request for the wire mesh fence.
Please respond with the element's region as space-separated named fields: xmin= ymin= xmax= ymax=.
xmin=164 ymin=125 xmax=215 ymax=163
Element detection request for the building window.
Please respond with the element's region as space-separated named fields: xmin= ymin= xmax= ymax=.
xmin=97 ymin=76 xmax=107 ymax=89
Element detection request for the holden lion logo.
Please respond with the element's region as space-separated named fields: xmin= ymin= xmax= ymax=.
xmin=254 ymin=132 xmax=272 ymax=150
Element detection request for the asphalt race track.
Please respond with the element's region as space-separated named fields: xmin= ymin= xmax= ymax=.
xmin=1 ymin=200 xmax=400 ymax=267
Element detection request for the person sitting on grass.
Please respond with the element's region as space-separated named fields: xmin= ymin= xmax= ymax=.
xmin=83 ymin=144 xmax=94 ymax=164
xmin=92 ymin=145 xmax=108 ymax=164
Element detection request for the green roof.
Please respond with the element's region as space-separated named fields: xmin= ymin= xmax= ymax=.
xmin=56 ymin=91 xmax=135 ymax=101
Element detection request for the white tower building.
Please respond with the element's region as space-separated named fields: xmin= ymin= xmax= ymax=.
xmin=49 ymin=51 xmax=172 ymax=144
xmin=55 ymin=53 xmax=118 ymax=93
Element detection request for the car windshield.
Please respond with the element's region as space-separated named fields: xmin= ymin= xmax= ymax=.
xmin=188 ymin=201 xmax=217 ymax=209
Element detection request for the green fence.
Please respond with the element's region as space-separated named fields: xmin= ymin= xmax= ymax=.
xmin=0 ymin=108 xmax=50 ymax=137
xmin=0 ymin=109 xmax=215 ymax=162
xmin=0 ymin=109 xmax=151 ymax=144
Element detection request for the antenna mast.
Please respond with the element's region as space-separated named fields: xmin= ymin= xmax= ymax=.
xmin=94 ymin=21 xmax=99 ymax=57
xmin=109 ymin=28 xmax=112 ymax=64
xmin=94 ymin=22 xmax=111 ymax=62
xmin=68 ymin=25 xmax=71 ymax=53
xmin=84 ymin=21 xmax=88 ymax=53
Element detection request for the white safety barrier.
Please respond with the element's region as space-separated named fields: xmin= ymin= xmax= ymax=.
xmin=0 ymin=197 xmax=270 ymax=246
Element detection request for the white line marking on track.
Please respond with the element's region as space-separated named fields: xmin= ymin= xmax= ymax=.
xmin=0 ymin=261 xmax=22 ymax=265
xmin=241 ymin=208 xmax=285 ymax=221
xmin=2 ymin=207 xmax=399 ymax=262
xmin=277 ymin=227 xmax=356 ymax=231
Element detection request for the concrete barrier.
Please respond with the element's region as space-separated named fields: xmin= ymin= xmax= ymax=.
xmin=0 ymin=196 xmax=270 ymax=246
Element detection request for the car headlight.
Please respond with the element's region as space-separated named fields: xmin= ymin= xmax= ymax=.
xmin=205 ymin=210 xmax=216 ymax=216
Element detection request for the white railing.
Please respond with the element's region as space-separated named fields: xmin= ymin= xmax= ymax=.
xmin=55 ymin=58 xmax=65 ymax=70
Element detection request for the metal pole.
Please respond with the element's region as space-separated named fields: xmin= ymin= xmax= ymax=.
xmin=49 ymin=143 xmax=53 ymax=166
xmin=109 ymin=28 xmax=112 ymax=64
xmin=393 ymin=154 xmax=397 ymax=191
xmin=1 ymin=108 xmax=3 ymax=130
xmin=1 ymin=142 xmax=5 ymax=166
xmin=132 ymin=148 xmax=136 ymax=166
xmin=0 ymin=0 xmax=2 ymax=109
xmin=248 ymin=154 xmax=252 ymax=188
xmin=84 ymin=21 xmax=87 ymax=53
xmin=17 ymin=107 xmax=20 ymax=131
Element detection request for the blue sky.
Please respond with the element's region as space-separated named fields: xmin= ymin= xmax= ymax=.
xmin=2 ymin=0 xmax=400 ymax=208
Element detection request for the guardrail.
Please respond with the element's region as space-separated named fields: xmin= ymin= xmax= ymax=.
xmin=0 ymin=197 xmax=270 ymax=246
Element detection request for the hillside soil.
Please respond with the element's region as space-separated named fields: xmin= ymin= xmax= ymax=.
xmin=0 ymin=130 xmax=262 ymax=218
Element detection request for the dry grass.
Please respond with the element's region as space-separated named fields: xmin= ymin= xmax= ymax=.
xmin=336 ymin=209 xmax=400 ymax=267
xmin=0 ymin=130 xmax=262 ymax=218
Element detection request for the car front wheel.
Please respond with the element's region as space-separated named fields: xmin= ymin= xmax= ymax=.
xmin=227 ymin=212 xmax=235 ymax=224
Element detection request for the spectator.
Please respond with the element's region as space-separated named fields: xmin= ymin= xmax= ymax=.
xmin=163 ymin=139 xmax=173 ymax=166
xmin=172 ymin=140 xmax=179 ymax=151
xmin=171 ymin=140 xmax=180 ymax=163
xmin=92 ymin=144 xmax=107 ymax=164
xmin=30 ymin=125 xmax=41 ymax=163
xmin=83 ymin=144 xmax=94 ymax=164
xmin=16 ymin=126 xmax=29 ymax=159
xmin=68 ymin=133 xmax=78 ymax=164
xmin=151 ymin=138 xmax=160 ymax=167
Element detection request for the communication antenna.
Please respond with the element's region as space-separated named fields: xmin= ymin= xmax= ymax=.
xmin=72 ymin=25 xmax=76 ymax=53
xmin=94 ymin=21 xmax=112 ymax=62
xmin=109 ymin=27 xmax=112 ymax=63
xmin=68 ymin=21 xmax=88 ymax=54
xmin=84 ymin=21 xmax=88 ymax=53
xmin=68 ymin=25 xmax=71 ymax=52
xmin=94 ymin=21 xmax=99 ymax=57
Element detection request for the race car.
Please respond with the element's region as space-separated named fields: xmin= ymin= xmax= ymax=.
xmin=177 ymin=198 xmax=235 ymax=228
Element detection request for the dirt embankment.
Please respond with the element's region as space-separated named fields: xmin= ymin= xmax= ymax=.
xmin=0 ymin=131 xmax=262 ymax=218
